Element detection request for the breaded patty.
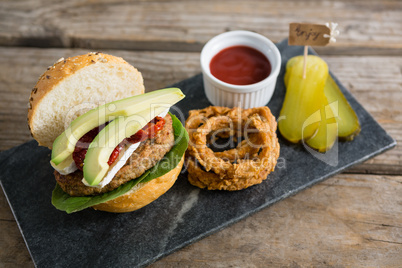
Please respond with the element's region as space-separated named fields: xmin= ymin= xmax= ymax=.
xmin=55 ymin=114 xmax=174 ymax=196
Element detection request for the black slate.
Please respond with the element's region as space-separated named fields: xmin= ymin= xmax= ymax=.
xmin=0 ymin=39 xmax=396 ymax=268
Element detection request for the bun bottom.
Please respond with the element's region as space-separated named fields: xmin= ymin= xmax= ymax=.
xmin=92 ymin=156 xmax=184 ymax=213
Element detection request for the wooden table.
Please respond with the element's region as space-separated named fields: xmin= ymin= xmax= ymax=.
xmin=1 ymin=1 xmax=401 ymax=267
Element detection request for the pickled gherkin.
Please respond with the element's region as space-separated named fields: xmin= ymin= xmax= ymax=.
xmin=279 ymin=55 xmax=338 ymax=152
xmin=324 ymin=76 xmax=360 ymax=141
xmin=280 ymin=55 xmax=360 ymax=152
xmin=305 ymin=101 xmax=338 ymax=152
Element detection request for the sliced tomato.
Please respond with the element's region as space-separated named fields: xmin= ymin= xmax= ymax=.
xmin=72 ymin=117 xmax=165 ymax=170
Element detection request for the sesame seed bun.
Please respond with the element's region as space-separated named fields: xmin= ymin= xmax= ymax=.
xmin=28 ymin=52 xmax=144 ymax=149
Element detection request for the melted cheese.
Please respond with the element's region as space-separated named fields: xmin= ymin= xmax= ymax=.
xmin=50 ymin=154 xmax=78 ymax=175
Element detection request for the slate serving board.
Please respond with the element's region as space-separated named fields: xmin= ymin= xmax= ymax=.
xmin=0 ymin=39 xmax=396 ymax=268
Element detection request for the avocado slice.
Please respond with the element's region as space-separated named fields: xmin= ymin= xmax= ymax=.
xmin=51 ymin=88 xmax=185 ymax=165
xmin=83 ymin=105 xmax=172 ymax=186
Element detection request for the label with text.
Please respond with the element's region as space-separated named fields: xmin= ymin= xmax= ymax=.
xmin=289 ymin=23 xmax=331 ymax=46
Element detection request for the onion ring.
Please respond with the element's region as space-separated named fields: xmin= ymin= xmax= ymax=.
xmin=185 ymin=106 xmax=280 ymax=190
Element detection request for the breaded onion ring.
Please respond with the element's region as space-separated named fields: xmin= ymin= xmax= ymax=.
xmin=185 ymin=106 xmax=280 ymax=191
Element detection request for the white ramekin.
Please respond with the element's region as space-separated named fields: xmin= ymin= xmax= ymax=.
xmin=200 ymin=30 xmax=281 ymax=109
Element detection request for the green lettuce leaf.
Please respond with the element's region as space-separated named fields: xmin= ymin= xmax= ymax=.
xmin=52 ymin=113 xmax=189 ymax=213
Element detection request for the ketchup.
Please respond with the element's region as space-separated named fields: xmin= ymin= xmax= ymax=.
xmin=108 ymin=117 xmax=165 ymax=165
xmin=72 ymin=117 xmax=165 ymax=170
xmin=209 ymin=45 xmax=271 ymax=85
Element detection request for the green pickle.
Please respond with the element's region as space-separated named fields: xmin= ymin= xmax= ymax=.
xmin=280 ymin=55 xmax=360 ymax=152
xmin=324 ymin=76 xmax=360 ymax=141
xmin=279 ymin=55 xmax=337 ymax=152
xmin=305 ymin=100 xmax=338 ymax=152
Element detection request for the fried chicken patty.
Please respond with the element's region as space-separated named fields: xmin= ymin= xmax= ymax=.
xmin=55 ymin=114 xmax=174 ymax=196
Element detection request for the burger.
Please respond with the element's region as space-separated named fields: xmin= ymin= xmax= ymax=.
xmin=27 ymin=52 xmax=188 ymax=213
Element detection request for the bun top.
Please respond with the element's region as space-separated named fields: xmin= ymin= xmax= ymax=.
xmin=27 ymin=52 xmax=145 ymax=149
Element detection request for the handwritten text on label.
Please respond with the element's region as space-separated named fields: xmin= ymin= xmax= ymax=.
xmin=289 ymin=23 xmax=331 ymax=46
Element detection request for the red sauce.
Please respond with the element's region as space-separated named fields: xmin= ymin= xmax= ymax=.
xmin=72 ymin=116 xmax=165 ymax=170
xmin=209 ymin=45 xmax=271 ymax=85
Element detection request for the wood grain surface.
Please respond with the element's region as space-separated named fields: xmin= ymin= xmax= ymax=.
xmin=1 ymin=0 xmax=401 ymax=54
xmin=0 ymin=0 xmax=401 ymax=267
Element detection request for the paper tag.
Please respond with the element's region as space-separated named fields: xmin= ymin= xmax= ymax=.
xmin=288 ymin=23 xmax=331 ymax=46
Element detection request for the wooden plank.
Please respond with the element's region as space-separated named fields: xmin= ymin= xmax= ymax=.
xmin=2 ymin=174 xmax=400 ymax=267
xmin=0 ymin=47 xmax=400 ymax=174
xmin=0 ymin=0 xmax=401 ymax=54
